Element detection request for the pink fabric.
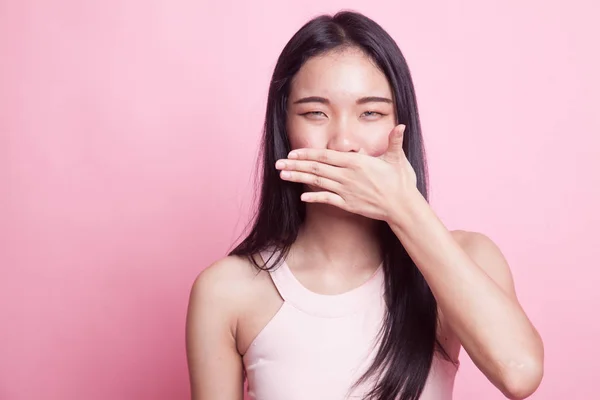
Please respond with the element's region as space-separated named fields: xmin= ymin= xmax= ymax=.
xmin=243 ymin=249 xmax=458 ymax=399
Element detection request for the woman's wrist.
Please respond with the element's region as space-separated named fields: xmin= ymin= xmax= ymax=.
xmin=385 ymin=185 xmax=430 ymax=232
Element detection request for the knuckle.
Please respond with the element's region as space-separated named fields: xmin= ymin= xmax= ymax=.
xmin=310 ymin=162 xmax=320 ymax=174
xmin=313 ymin=176 xmax=322 ymax=187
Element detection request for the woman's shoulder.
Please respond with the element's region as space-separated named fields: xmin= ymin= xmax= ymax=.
xmin=187 ymin=253 xmax=272 ymax=324
xmin=194 ymin=253 xmax=263 ymax=283
xmin=450 ymin=229 xmax=516 ymax=295
xmin=450 ymin=229 xmax=486 ymax=246
xmin=189 ymin=254 xmax=267 ymax=304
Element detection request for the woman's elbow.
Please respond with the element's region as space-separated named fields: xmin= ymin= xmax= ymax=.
xmin=500 ymin=357 xmax=544 ymax=400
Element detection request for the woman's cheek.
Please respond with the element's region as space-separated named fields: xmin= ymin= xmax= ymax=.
xmin=288 ymin=131 xmax=323 ymax=151
xmin=288 ymin=136 xmax=307 ymax=151
xmin=364 ymin=137 xmax=390 ymax=157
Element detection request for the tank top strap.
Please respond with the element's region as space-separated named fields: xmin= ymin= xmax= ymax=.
xmin=259 ymin=247 xmax=385 ymax=318
xmin=259 ymin=248 xmax=292 ymax=301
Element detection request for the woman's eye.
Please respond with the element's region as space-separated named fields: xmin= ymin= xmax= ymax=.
xmin=361 ymin=111 xmax=383 ymax=118
xmin=302 ymin=111 xmax=327 ymax=118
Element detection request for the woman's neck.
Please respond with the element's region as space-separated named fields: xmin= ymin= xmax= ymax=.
xmin=290 ymin=203 xmax=383 ymax=273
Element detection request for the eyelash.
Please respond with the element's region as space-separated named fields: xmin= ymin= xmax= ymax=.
xmin=301 ymin=111 xmax=384 ymax=118
xmin=362 ymin=111 xmax=383 ymax=117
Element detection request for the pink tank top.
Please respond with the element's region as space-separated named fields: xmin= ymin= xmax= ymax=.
xmin=243 ymin=249 xmax=458 ymax=400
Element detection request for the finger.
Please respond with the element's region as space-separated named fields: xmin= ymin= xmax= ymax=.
xmin=279 ymin=170 xmax=342 ymax=192
xmin=287 ymin=148 xmax=351 ymax=167
xmin=276 ymin=159 xmax=344 ymax=182
xmin=380 ymin=124 xmax=407 ymax=164
xmin=300 ymin=191 xmax=346 ymax=208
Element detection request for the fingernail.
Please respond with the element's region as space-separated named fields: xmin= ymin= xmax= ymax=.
xmin=288 ymin=151 xmax=298 ymax=159
xmin=281 ymin=171 xmax=291 ymax=178
xmin=275 ymin=160 xmax=285 ymax=169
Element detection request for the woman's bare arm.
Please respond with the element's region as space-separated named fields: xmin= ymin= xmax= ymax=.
xmin=185 ymin=258 xmax=245 ymax=400
xmin=387 ymin=192 xmax=543 ymax=400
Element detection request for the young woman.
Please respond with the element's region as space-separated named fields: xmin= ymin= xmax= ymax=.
xmin=186 ymin=10 xmax=544 ymax=400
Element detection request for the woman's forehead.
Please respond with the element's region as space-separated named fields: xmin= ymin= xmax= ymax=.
xmin=289 ymin=49 xmax=392 ymax=102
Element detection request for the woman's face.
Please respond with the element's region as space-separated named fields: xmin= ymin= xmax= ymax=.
xmin=286 ymin=47 xmax=397 ymax=157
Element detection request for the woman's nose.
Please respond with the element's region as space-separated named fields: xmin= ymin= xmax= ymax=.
xmin=326 ymin=125 xmax=361 ymax=153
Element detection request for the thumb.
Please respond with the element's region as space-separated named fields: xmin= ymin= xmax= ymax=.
xmin=381 ymin=124 xmax=406 ymax=163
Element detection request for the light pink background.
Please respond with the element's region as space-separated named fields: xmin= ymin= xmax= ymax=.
xmin=1 ymin=1 xmax=598 ymax=399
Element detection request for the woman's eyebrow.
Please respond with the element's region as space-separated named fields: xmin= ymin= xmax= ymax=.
xmin=293 ymin=96 xmax=329 ymax=105
xmin=356 ymin=96 xmax=393 ymax=104
xmin=292 ymin=96 xmax=393 ymax=105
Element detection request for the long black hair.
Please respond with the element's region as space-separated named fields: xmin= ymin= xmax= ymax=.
xmin=229 ymin=10 xmax=455 ymax=400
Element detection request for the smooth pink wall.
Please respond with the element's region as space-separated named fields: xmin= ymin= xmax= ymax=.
xmin=1 ymin=1 xmax=598 ymax=399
